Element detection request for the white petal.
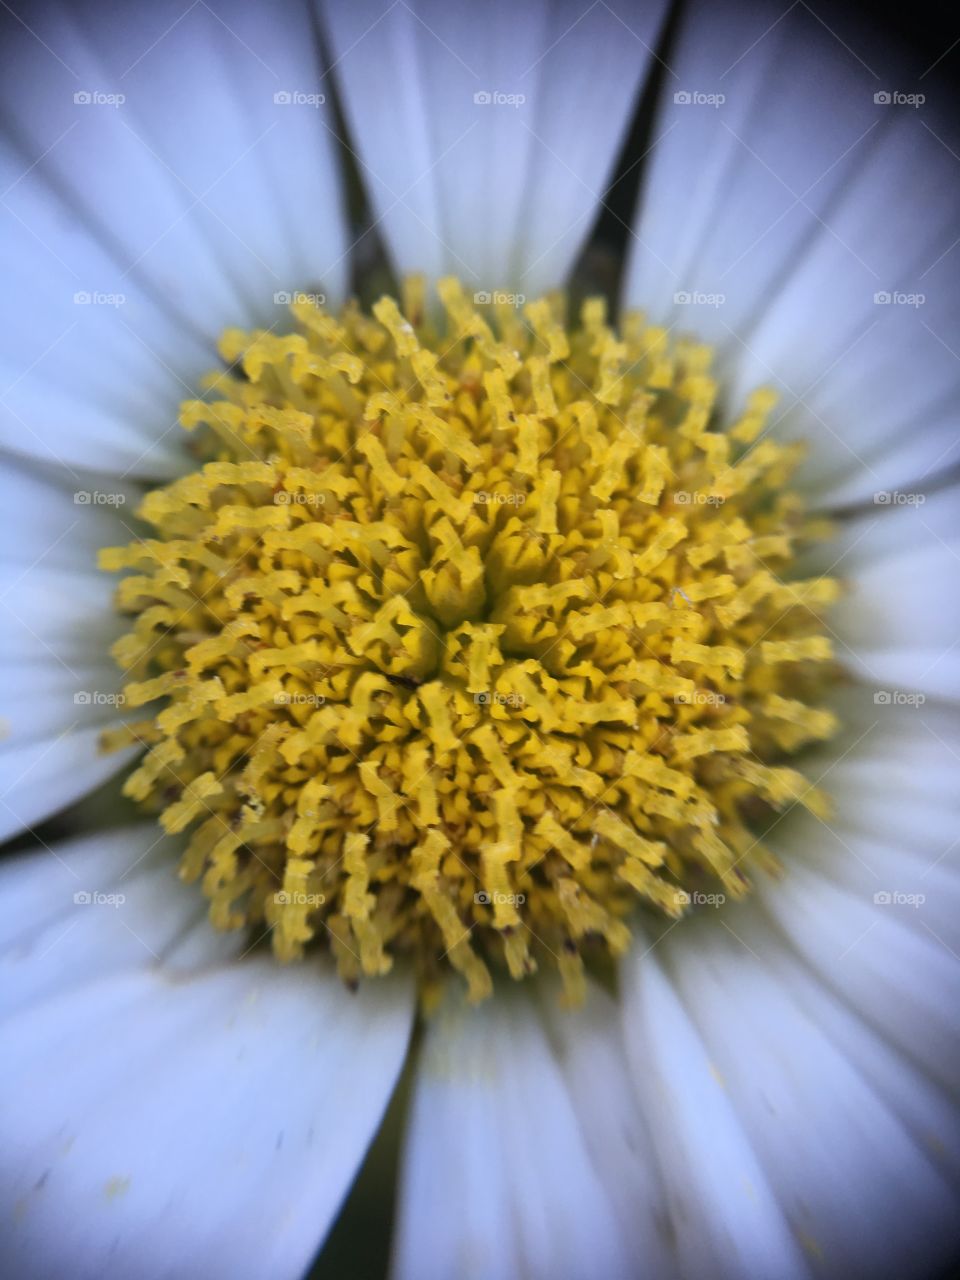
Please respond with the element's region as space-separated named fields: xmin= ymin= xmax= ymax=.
xmin=821 ymin=711 xmax=960 ymax=887
xmin=2 ymin=456 xmax=140 ymax=580
xmin=0 ymin=727 xmax=137 ymax=843
xmin=620 ymin=683 xmax=960 ymax=1276
xmin=0 ymin=145 xmax=210 ymax=478
xmin=726 ymin=117 xmax=960 ymax=507
xmin=754 ymin=926 xmax=960 ymax=1188
xmin=624 ymin=0 xmax=897 ymax=337
xmin=661 ymin=909 xmax=958 ymax=1278
xmin=538 ymin=981 xmax=675 ymax=1276
xmin=0 ymin=0 xmax=348 ymax=476
xmin=1 ymin=657 xmax=123 ymax=751
xmin=0 ymin=824 xmax=232 ymax=1016
xmin=1 ymin=828 xmax=414 ymax=1280
xmin=1 ymin=454 xmax=133 ymax=685
xmin=761 ymin=829 xmax=960 ymax=1097
xmin=802 ymin=825 xmax=960 ymax=954
xmin=755 ymin=689 xmax=960 ymax=1093
xmin=322 ymin=0 xmax=667 ymax=295
xmin=623 ymin=0 xmax=960 ymax=503
xmin=2 ymin=0 xmax=349 ymax=325
xmin=820 ymin=679 xmax=960 ymax=797
xmin=0 ymin=564 xmax=118 ymax=667
xmin=391 ymin=988 xmax=632 ymax=1280
xmin=619 ymin=941 xmax=809 ymax=1280
xmin=0 ymin=458 xmax=139 ymax=835
xmin=806 ymin=487 xmax=960 ymax=700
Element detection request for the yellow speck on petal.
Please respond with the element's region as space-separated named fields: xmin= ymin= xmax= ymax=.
xmin=798 ymin=1231 xmax=825 ymax=1262
xmin=101 ymin=278 xmax=839 ymax=1003
xmin=104 ymin=1177 xmax=130 ymax=1201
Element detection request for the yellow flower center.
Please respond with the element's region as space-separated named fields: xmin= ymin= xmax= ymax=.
xmin=101 ymin=277 xmax=838 ymax=1004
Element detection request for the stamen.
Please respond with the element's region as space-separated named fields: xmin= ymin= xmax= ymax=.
xmin=102 ymin=279 xmax=838 ymax=1003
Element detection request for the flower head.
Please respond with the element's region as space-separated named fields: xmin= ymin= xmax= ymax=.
xmin=1 ymin=1 xmax=959 ymax=1278
xmin=103 ymin=281 xmax=838 ymax=1003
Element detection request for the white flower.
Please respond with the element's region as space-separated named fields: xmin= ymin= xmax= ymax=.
xmin=1 ymin=2 xmax=958 ymax=1278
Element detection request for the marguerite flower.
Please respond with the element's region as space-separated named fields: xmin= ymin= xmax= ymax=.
xmin=1 ymin=1 xmax=958 ymax=1278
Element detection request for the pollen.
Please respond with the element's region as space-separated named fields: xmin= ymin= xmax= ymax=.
xmin=101 ymin=278 xmax=839 ymax=1004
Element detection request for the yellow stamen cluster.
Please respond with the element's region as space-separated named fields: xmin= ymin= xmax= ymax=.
xmin=102 ymin=278 xmax=838 ymax=1003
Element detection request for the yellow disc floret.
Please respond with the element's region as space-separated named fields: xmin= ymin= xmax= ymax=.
xmin=101 ymin=277 xmax=839 ymax=1003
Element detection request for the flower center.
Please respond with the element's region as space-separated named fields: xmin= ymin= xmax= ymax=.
xmin=101 ymin=277 xmax=839 ymax=1003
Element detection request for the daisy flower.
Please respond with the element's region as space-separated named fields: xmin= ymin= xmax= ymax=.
xmin=1 ymin=1 xmax=959 ymax=1278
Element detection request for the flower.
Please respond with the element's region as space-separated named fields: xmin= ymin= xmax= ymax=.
xmin=1 ymin=2 xmax=958 ymax=1279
